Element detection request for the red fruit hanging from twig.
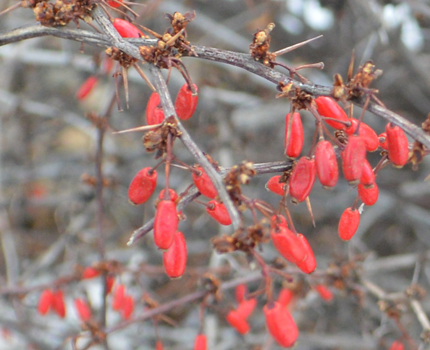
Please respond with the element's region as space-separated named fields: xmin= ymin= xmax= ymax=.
xmin=38 ymin=289 xmax=54 ymax=315
xmin=163 ymin=231 xmax=187 ymax=278
xmin=154 ymin=199 xmax=178 ymax=250
xmin=146 ymin=92 xmax=165 ymax=125
xmin=289 ymin=156 xmax=316 ymax=203
xmin=175 ymin=84 xmax=198 ymax=120
xmin=263 ymin=302 xmax=299 ymax=348
xmin=113 ymin=18 xmax=144 ymax=38
xmin=225 ymin=310 xmax=250 ymax=335
xmin=358 ymin=182 xmax=379 ymax=206
xmin=76 ymin=76 xmax=98 ymax=100
xmin=386 ymin=123 xmax=409 ymax=167
xmin=266 ymin=175 xmax=286 ymax=196
xmin=345 ymin=119 xmax=379 ymax=152
xmin=315 ymin=140 xmax=338 ymax=189
xmin=194 ymin=334 xmax=207 ymax=350
xmin=271 ymin=225 xmax=306 ymax=264
xmin=206 ymin=200 xmax=232 ymax=225
xmin=284 ymin=112 xmax=303 ymax=158
xmin=338 ymin=207 xmax=360 ymax=241
xmin=128 ymin=167 xmax=157 ymax=205
xmin=341 ymin=135 xmax=366 ymax=185
xmin=296 ymin=233 xmax=317 ymax=274
xmin=192 ymin=167 xmax=218 ymax=199
xmin=315 ymin=96 xmax=349 ymax=130
xmin=74 ymin=298 xmax=92 ymax=322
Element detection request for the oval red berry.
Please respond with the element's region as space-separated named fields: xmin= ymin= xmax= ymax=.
xmin=163 ymin=231 xmax=187 ymax=279
xmin=128 ymin=167 xmax=157 ymax=205
xmin=284 ymin=112 xmax=303 ymax=158
xmin=338 ymin=207 xmax=360 ymax=241
xmin=175 ymin=84 xmax=198 ymax=120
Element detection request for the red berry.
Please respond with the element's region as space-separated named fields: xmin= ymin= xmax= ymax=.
xmin=314 ymin=284 xmax=333 ymax=301
xmin=175 ymin=84 xmax=198 ymax=120
xmin=225 ymin=310 xmax=250 ymax=335
xmin=315 ymin=96 xmax=349 ymax=130
xmin=52 ymin=290 xmax=66 ymax=318
xmin=192 ymin=167 xmax=218 ymax=199
xmin=263 ymin=302 xmax=299 ymax=348
xmin=338 ymin=207 xmax=360 ymax=241
xmin=296 ymin=233 xmax=317 ymax=274
xmin=158 ymin=189 xmax=178 ymax=202
xmin=271 ymin=225 xmax=306 ymax=264
xmin=194 ymin=334 xmax=207 ymax=350
xmin=155 ymin=340 xmax=164 ymax=350
xmin=386 ymin=123 xmax=409 ymax=167
xmin=358 ymin=182 xmax=379 ymax=206
xmin=128 ymin=167 xmax=157 ymax=205
xmin=277 ymin=288 xmax=294 ymax=307
xmin=112 ymin=18 xmax=144 ymax=38
xmin=315 ymin=140 xmax=338 ymax=189
xmin=154 ymin=200 xmax=178 ymax=250
xmin=341 ymin=135 xmax=366 ymax=185
xmin=266 ymin=175 xmax=286 ymax=196
xmin=76 ymin=76 xmax=98 ymax=100
xmin=345 ymin=119 xmax=379 ymax=152
xmin=378 ymin=132 xmax=388 ymax=150
xmin=82 ymin=267 xmax=100 ymax=279
xmin=74 ymin=298 xmax=92 ymax=322
xmin=146 ymin=93 xmax=165 ymax=125
xmin=106 ymin=0 xmax=122 ymax=8
xmin=360 ymin=159 xmax=375 ymax=187
xmin=121 ymin=295 xmax=134 ymax=320
xmin=389 ymin=340 xmax=404 ymax=350
xmin=289 ymin=157 xmax=316 ymax=203
xmin=206 ymin=200 xmax=232 ymax=226
xmin=236 ymin=298 xmax=257 ymax=319
xmin=112 ymin=284 xmax=126 ymax=311
xmin=163 ymin=231 xmax=187 ymax=279
xmin=284 ymin=112 xmax=303 ymax=158
xmin=235 ymin=284 xmax=247 ymax=303
xmin=38 ymin=289 xmax=54 ymax=315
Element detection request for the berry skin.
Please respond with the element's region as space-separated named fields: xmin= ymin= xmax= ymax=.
xmin=266 ymin=175 xmax=286 ymax=196
xmin=106 ymin=0 xmax=122 ymax=7
xmin=289 ymin=157 xmax=316 ymax=203
xmin=236 ymin=298 xmax=257 ymax=319
xmin=226 ymin=310 xmax=250 ymax=335
xmin=112 ymin=285 xmax=126 ymax=311
xmin=175 ymin=84 xmax=198 ymax=120
xmin=277 ymin=288 xmax=294 ymax=307
xmin=345 ymin=119 xmax=379 ymax=152
xmin=296 ymin=234 xmax=317 ymax=274
xmin=388 ymin=340 xmax=404 ymax=350
xmin=314 ymin=285 xmax=333 ymax=301
xmin=386 ymin=123 xmax=409 ymax=167
xmin=206 ymin=200 xmax=232 ymax=226
xmin=315 ymin=96 xmax=349 ymax=130
xmin=360 ymin=159 xmax=375 ymax=187
xmin=112 ymin=18 xmax=144 ymax=38
xmin=263 ymin=302 xmax=299 ymax=348
xmin=74 ymin=298 xmax=92 ymax=322
xmin=163 ymin=231 xmax=187 ymax=279
xmin=358 ymin=182 xmax=379 ymax=206
xmin=76 ymin=76 xmax=98 ymax=100
xmin=341 ymin=135 xmax=366 ymax=185
xmin=154 ymin=200 xmax=178 ymax=250
xmin=146 ymin=93 xmax=165 ymax=125
xmin=121 ymin=295 xmax=134 ymax=320
xmin=315 ymin=140 xmax=338 ymax=189
xmin=38 ymin=289 xmax=54 ymax=315
xmin=155 ymin=341 xmax=164 ymax=350
xmin=271 ymin=225 xmax=306 ymax=264
xmin=338 ymin=207 xmax=360 ymax=241
xmin=284 ymin=112 xmax=303 ymax=158
xmin=52 ymin=290 xmax=66 ymax=318
xmin=128 ymin=167 xmax=157 ymax=205
xmin=194 ymin=334 xmax=207 ymax=350
xmin=192 ymin=167 xmax=218 ymax=199
xmin=235 ymin=284 xmax=247 ymax=303
xmin=82 ymin=267 xmax=101 ymax=279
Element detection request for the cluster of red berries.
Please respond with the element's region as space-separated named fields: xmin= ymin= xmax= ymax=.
xmin=112 ymin=284 xmax=134 ymax=320
xmin=268 ymin=96 xmax=410 ymax=242
xmin=37 ymin=289 xmax=66 ymax=318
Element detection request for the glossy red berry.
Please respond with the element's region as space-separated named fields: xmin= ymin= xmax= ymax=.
xmin=82 ymin=267 xmax=101 ymax=279
xmin=74 ymin=298 xmax=92 ymax=322
xmin=52 ymin=290 xmax=66 ymax=318
xmin=163 ymin=231 xmax=187 ymax=279
xmin=389 ymin=340 xmax=404 ymax=350
xmin=314 ymin=284 xmax=333 ymax=301
xmin=128 ymin=167 xmax=157 ymax=205
xmin=386 ymin=123 xmax=409 ymax=167
xmin=236 ymin=298 xmax=257 ymax=319
xmin=154 ymin=200 xmax=178 ymax=250
xmin=315 ymin=140 xmax=338 ymax=189
xmin=146 ymin=93 xmax=165 ymax=125
xmin=341 ymin=135 xmax=366 ymax=185
xmin=358 ymin=182 xmax=379 ymax=206
xmin=338 ymin=207 xmax=360 ymax=241
xmin=266 ymin=175 xmax=286 ymax=196
xmin=277 ymin=288 xmax=294 ymax=307
xmin=315 ymin=96 xmax=349 ymax=130
xmin=106 ymin=0 xmax=123 ymax=8
xmin=206 ymin=200 xmax=232 ymax=226
xmin=112 ymin=284 xmax=126 ymax=311
xmin=225 ymin=310 xmax=249 ymax=335
xmin=121 ymin=295 xmax=134 ymax=320
xmin=284 ymin=112 xmax=303 ymax=158
xmin=194 ymin=334 xmax=207 ymax=350
xmin=263 ymin=302 xmax=299 ymax=348
xmin=289 ymin=157 xmax=316 ymax=203
xmin=192 ymin=167 xmax=218 ymax=199
xmin=271 ymin=225 xmax=306 ymax=264
xmin=76 ymin=76 xmax=98 ymax=100
xmin=175 ymin=84 xmax=198 ymax=120
xmin=345 ymin=119 xmax=379 ymax=152
xmin=360 ymin=159 xmax=375 ymax=187
xmin=38 ymin=289 xmax=54 ymax=315
xmin=112 ymin=18 xmax=144 ymax=38
xmin=296 ymin=233 xmax=317 ymax=274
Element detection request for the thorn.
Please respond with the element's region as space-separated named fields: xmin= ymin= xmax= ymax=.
xmin=0 ymin=2 xmax=21 ymax=17
xmin=272 ymin=35 xmax=323 ymax=57
xmin=165 ymin=28 xmax=185 ymax=47
xmin=305 ymin=197 xmax=316 ymax=228
xmin=132 ymin=63 xmax=156 ymax=92
xmin=348 ymin=50 xmax=355 ymax=81
xmin=112 ymin=124 xmax=163 ymax=134
xmin=137 ymin=24 xmax=163 ymax=39
xmin=122 ymin=66 xmax=129 ymax=109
